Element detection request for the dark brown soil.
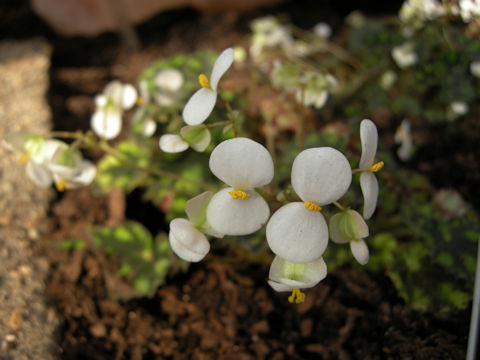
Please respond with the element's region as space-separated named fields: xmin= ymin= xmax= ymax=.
xmin=47 ymin=188 xmax=468 ymax=360
xmin=2 ymin=1 xmax=476 ymax=359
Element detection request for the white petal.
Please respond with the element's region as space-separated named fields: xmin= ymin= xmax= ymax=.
xmin=120 ymin=84 xmax=138 ymax=109
xmin=41 ymin=139 xmax=68 ymax=162
xmin=49 ymin=147 xmax=83 ymax=179
xmin=210 ymin=48 xmax=234 ymax=91
xmin=360 ymin=172 xmax=378 ymax=220
xmin=209 ymin=137 xmax=274 ymax=189
xmin=266 ymin=202 xmax=328 ymax=263
xmin=142 ymin=119 xmax=157 ymax=137
xmin=103 ymin=81 xmax=123 ymax=104
xmin=291 ymin=147 xmax=351 ymax=205
xmin=329 ymin=209 xmax=369 ymax=243
xmin=268 ymin=256 xmax=327 ymax=291
xmin=25 ymin=161 xmax=53 ymax=188
xmin=61 ymin=160 xmax=97 ymax=189
xmin=359 ymin=119 xmax=378 ymax=170
xmin=95 ymin=94 xmax=107 ymax=107
xmin=182 ymin=88 xmax=217 ymax=125
xmin=159 ymin=134 xmax=189 ymax=153
xmin=328 ymin=212 xmax=350 ymax=244
xmin=91 ymin=110 xmax=122 ymax=140
xmin=350 ymin=239 xmax=369 ymax=265
xmin=155 ymin=69 xmax=184 ymax=92
xmin=348 ymin=209 xmax=369 ymax=238
xmin=186 ymin=191 xmax=214 ymax=227
xmin=268 ymin=280 xmax=294 ymax=292
xmin=169 ymin=219 xmax=209 ymax=262
xmin=206 ymin=188 xmax=270 ymax=236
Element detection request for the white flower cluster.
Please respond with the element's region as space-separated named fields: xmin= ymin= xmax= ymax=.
xmin=168 ymin=137 xmax=273 ymax=261
xmin=133 ymin=69 xmax=184 ymax=137
xmin=249 ymin=16 xmax=294 ymax=61
xmin=91 ymin=80 xmax=138 ymax=140
xmin=168 ymin=113 xmax=383 ymax=303
xmin=91 ymin=69 xmax=185 ymax=141
xmin=3 ymin=131 xmax=96 ymax=191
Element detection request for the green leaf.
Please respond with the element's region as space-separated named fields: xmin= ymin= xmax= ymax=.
xmin=91 ymin=221 xmax=174 ymax=299
xmin=95 ymin=141 xmax=150 ymax=193
xmin=53 ymin=238 xmax=85 ymax=251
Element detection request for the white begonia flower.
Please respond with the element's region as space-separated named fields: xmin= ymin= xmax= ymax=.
xmin=329 ymin=209 xmax=370 ymax=265
xmin=470 ymin=61 xmax=480 ymax=78
xmin=91 ymin=80 xmax=138 ymax=140
xmin=206 ymin=137 xmax=274 ymax=236
xmin=154 ymin=69 xmax=184 ymax=106
xmin=313 ymin=22 xmax=332 ymax=39
xmin=359 ymin=119 xmax=383 ymax=220
xmin=392 ymin=42 xmax=418 ymax=69
xmin=159 ymin=126 xmax=211 ymax=154
xmin=267 ymin=147 xmax=352 ymax=264
xmin=3 ymin=132 xmax=66 ymax=188
xmin=394 ymin=119 xmax=414 ymax=161
xmin=159 ymin=134 xmax=189 ymax=153
xmin=48 ymin=145 xmax=96 ymax=191
xmin=169 ymin=219 xmax=210 ymax=263
xmin=25 ymin=139 xmax=65 ymax=188
xmin=169 ymin=191 xmax=222 ymax=263
xmin=182 ymin=48 xmax=234 ymax=126
xmin=268 ymin=255 xmax=327 ymax=293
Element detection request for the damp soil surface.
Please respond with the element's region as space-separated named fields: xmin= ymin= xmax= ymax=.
xmin=2 ymin=0 xmax=478 ymax=359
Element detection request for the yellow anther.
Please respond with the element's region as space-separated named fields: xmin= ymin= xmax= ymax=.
xmin=369 ymin=161 xmax=384 ymax=173
xmin=136 ymin=97 xmax=145 ymax=106
xmin=288 ymin=288 xmax=306 ymax=304
xmin=229 ymin=190 xmax=249 ymax=200
xmin=55 ymin=178 xmax=69 ymax=192
xmin=198 ymin=74 xmax=211 ymax=89
xmin=19 ymin=155 xmax=29 ymax=166
xmin=304 ymin=201 xmax=322 ymax=212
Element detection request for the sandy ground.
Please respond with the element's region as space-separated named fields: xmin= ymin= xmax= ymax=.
xmin=0 ymin=39 xmax=60 ymax=360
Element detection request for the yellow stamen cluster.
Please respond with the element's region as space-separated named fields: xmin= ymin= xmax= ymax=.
xmin=229 ymin=190 xmax=249 ymax=200
xmin=19 ymin=155 xmax=29 ymax=166
xmin=304 ymin=201 xmax=322 ymax=212
xmin=288 ymin=288 xmax=305 ymax=304
xmin=369 ymin=161 xmax=384 ymax=173
xmin=198 ymin=74 xmax=211 ymax=89
xmin=136 ymin=97 xmax=145 ymax=106
xmin=55 ymin=178 xmax=69 ymax=192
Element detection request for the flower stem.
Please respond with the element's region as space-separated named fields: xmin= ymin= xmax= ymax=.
xmin=219 ymin=92 xmax=239 ymax=137
xmin=98 ymin=140 xmax=216 ymax=191
xmin=332 ymin=201 xmax=346 ymax=211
